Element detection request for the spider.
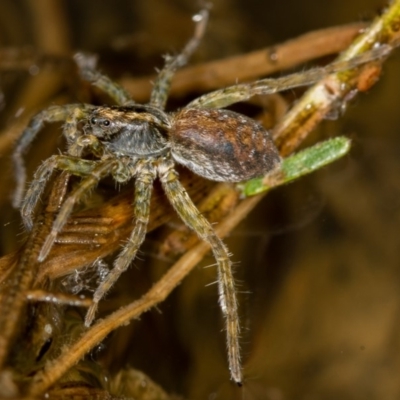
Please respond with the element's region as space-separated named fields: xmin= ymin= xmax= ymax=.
xmin=11 ymin=8 xmax=391 ymax=385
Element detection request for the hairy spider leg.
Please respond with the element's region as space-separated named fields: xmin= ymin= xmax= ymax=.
xmin=20 ymin=108 xmax=100 ymax=230
xmin=13 ymin=103 xmax=95 ymax=208
xmin=21 ymin=155 xmax=100 ymax=230
xmin=38 ymin=159 xmax=116 ymax=261
xmin=75 ymin=6 xmax=209 ymax=110
xmin=85 ymin=161 xmax=156 ymax=326
xmin=158 ymin=157 xmax=242 ymax=384
xmin=187 ymin=43 xmax=393 ymax=109
xmin=74 ymin=53 xmax=134 ymax=106
xmin=149 ymin=8 xmax=209 ymax=109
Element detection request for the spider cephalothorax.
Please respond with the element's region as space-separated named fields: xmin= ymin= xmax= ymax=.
xmin=87 ymin=106 xmax=170 ymax=158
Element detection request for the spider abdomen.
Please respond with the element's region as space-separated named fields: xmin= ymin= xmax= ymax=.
xmin=169 ymin=108 xmax=281 ymax=182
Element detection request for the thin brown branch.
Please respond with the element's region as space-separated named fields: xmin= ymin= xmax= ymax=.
xmin=273 ymin=5 xmax=400 ymax=155
xmin=121 ymin=23 xmax=366 ymax=102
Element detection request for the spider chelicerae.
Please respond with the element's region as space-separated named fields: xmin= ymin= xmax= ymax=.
xmin=11 ymin=8 xmax=391 ymax=385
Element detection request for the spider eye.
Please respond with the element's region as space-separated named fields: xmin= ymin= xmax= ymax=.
xmin=90 ymin=117 xmax=98 ymax=125
xmin=103 ymin=119 xmax=110 ymax=126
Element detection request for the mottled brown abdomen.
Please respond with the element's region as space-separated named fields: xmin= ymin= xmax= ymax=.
xmin=169 ymin=108 xmax=281 ymax=182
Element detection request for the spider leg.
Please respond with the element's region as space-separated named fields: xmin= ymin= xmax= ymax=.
xmin=187 ymin=44 xmax=393 ymax=109
xmin=149 ymin=7 xmax=209 ymax=109
xmin=21 ymin=155 xmax=101 ymax=230
xmin=13 ymin=103 xmax=95 ymax=208
xmin=74 ymin=52 xmax=134 ymax=106
xmin=158 ymin=158 xmax=242 ymax=384
xmin=38 ymin=159 xmax=116 ymax=262
xmin=21 ymin=105 xmax=104 ymax=230
xmin=85 ymin=162 xmax=156 ymax=326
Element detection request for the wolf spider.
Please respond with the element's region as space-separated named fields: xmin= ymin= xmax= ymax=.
xmin=12 ymin=8 xmax=390 ymax=385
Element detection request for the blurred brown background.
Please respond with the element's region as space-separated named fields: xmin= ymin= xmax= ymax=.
xmin=0 ymin=0 xmax=400 ymax=399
